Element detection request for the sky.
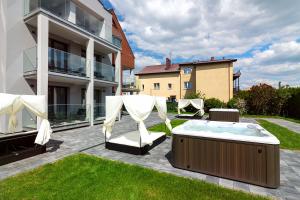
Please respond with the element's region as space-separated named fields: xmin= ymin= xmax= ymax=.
xmin=101 ymin=0 xmax=300 ymax=89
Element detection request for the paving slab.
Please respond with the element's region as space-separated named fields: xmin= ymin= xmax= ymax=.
xmin=262 ymin=118 xmax=300 ymax=133
xmin=0 ymin=114 xmax=300 ymax=199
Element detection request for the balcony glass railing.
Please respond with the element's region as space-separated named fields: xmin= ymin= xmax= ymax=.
xmin=23 ymin=0 xmax=114 ymax=44
xmin=94 ymin=61 xmax=115 ymax=82
xmin=23 ymin=47 xmax=87 ymax=77
xmin=112 ymin=36 xmax=122 ymax=48
xmin=48 ymin=48 xmax=87 ymax=77
xmin=48 ymin=104 xmax=90 ymax=126
xmin=23 ymin=46 xmax=37 ymax=73
xmin=94 ymin=103 xmax=105 ymax=121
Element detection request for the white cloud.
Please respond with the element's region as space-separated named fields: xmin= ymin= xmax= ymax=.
xmin=123 ymin=53 xmax=161 ymax=83
xmin=134 ymin=53 xmax=161 ymax=70
xmin=111 ymin=0 xmax=300 ymax=88
xmin=237 ymin=41 xmax=300 ymax=88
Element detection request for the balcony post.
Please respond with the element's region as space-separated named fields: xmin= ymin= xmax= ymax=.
xmin=37 ymin=14 xmax=49 ymax=128
xmin=115 ymin=50 xmax=122 ymax=95
xmin=86 ymin=38 xmax=94 ymax=126
xmin=0 ymin=0 xmax=7 ymax=133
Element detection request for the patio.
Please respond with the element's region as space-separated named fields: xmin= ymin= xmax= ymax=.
xmin=0 ymin=114 xmax=300 ymax=200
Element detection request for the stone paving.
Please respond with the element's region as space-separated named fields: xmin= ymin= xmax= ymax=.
xmin=1 ymin=114 xmax=300 ymax=200
xmin=263 ymin=118 xmax=300 ymax=133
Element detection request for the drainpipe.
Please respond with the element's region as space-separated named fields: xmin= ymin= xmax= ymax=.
xmin=179 ymin=67 xmax=182 ymax=99
xmin=228 ymin=63 xmax=231 ymax=101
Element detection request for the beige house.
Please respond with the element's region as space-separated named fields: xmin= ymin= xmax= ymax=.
xmin=135 ymin=58 xmax=238 ymax=102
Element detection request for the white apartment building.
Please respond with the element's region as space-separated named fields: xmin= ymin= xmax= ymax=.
xmin=0 ymin=0 xmax=122 ymax=132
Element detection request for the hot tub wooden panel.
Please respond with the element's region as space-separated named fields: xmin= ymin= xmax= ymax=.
xmin=172 ymin=135 xmax=280 ymax=188
xmin=209 ymin=110 xmax=239 ymax=122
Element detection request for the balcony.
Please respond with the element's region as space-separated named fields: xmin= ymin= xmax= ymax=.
xmin=48 ymin=104 xmax=90 ymax=127
xmin=94 ymin=61 xmax=115 ymax=82
xmin=48 ymin=48 xmax=87 ymax=77
xmin=23 ymin=46 xmax=87 ymax=78
xmin=23 ymin=0 xmax=114 ymax=45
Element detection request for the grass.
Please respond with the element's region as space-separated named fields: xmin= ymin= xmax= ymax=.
xmin=148 ymin=119 xmax=187 ymax=136
xmin=257 ymin=119 xmax=300 ymax=150
xmin=243 ymin=114 xmax=300 ymax=124
xmin=0 ymin=154 xmax=268 ymax=200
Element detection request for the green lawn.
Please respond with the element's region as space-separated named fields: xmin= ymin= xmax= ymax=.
xmin=257 ymin=119 xmax=300 ymax=150
xmin=0 ymin=154 xmax=268 ymax=200
xmin=244 ymin=114 xmax=300 ymax=124
xmin=148 ymin=119 xmax=187 ymax=136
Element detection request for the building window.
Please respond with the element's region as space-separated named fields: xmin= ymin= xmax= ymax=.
xmin=184 ymin=82 xmax=192 ymax=90
xmin=142 ymin=84 xmax=145 ymax=91
xmin=168 ymin=83 xmax=172 ymax=90
xmin=183 ymin=67 xmax=192 ymax=74
xmin=169 ymin=95 xmax=176 ymax=102
xmin=154 ymin=83 xmax=160 ymax=90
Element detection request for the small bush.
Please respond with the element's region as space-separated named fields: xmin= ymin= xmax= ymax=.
xmin=167 ymin=102 xmax=178 ymax=113
xmin=227 ymin=98 xmax=238 ymax=108
xmin=234 ymin=90 xmax=250 ymax=101
xmin=185 ymin=91 xmax=205 ymax=99
xmin=227 ymin=97 xmax=247 ymax=114
xmin=204 ymin=98 xmax=225 ymax=112
xmin=247 ymin=84 xmax=276 ymax=115
xmin=270 ymin=88 xmax=292 ymax=115
xmin=285 ymin=88 xmax=300 ymax=118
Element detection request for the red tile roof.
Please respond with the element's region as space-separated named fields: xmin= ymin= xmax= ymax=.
xmin=180 ymin=59 xmax=237 ymax=65
xmin=135 ymin=58 xmax=237 ymax=75
xmin=135 ymin=64 xmax=180 ymax=75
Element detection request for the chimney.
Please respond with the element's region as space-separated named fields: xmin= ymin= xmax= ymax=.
xmin=165 ymin=58 xmax=171 ymax=70
xmin=210 ymin=56 xmax=215 ymax=61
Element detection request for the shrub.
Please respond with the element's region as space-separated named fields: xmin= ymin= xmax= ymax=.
xmin=270 ymin=87 xmax=292 ymax=115
xmin=236 ymin=98 xmax=247 ymax=114
xmin=247 ymin=84 xmax=276 ymax=115
xmin=285 ymin=88 xmax=300 ymax=118
xmin=167 ymin=102 xmax=177 ymax=113
xmin=227 ymin=98 xmax=238 ymax=108
xmin=236 ymin=84 xmax=299 ymax=118
xmin=185 ymin=91 xmax=205 ymax=99
xmin=227 ymin=97 xmax=247 ymax=114
xmin=234 ymin=90 xmax=250 ymax=101
xmin=204 ymin=98 xmax=225 ymax=112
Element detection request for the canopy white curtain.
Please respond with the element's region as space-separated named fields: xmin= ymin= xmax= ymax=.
xmin=103 ymin=95 xmax=172 ymax=145
xmin=102 ymin=96 xmax=123 ymax=140
xmin=0 ymin=93 xmax=52 ymax=145
xmin=178 ymin=99 xmax=204 ymax=115
xmin=155 ymin=97 xmax=172 ymax=130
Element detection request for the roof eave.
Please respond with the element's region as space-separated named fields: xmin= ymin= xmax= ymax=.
xmin=135 ymin=71 xmax=180 ymax=76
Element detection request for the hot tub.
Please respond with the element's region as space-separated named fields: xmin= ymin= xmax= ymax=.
xmin=172 ymin=120 xmax=280 ymax=188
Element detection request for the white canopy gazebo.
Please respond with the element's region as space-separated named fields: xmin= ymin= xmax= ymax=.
xmin=177 ymin=99 xmax=205 ymax=119
xmin=0 ymin=93 xmax=52 ymax=145
xmin=103 ymin=95 xmax=172 ymax=155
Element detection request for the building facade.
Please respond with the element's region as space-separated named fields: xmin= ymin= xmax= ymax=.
xmin=136 ymin=58 xmax=237 ymax=102
xmin=0 ymin=0 xmax=124 ymax=133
